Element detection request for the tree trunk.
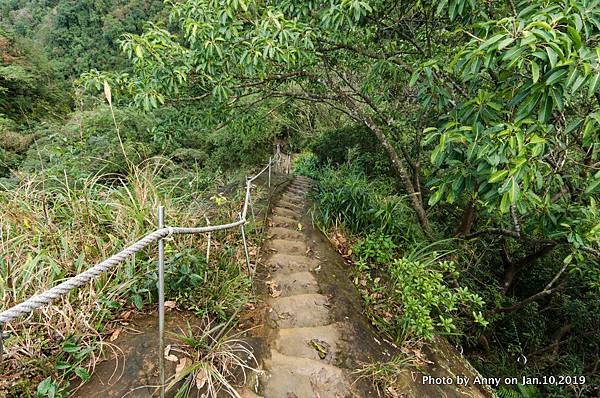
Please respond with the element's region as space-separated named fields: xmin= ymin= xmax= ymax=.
xmin=501 ymin=244 xmax=555 ymax=294
xmin=323 ymin=77 xmax=434 ymax=238
xmin=455 ymin=200 xmax=475 ymax=236
xmin=362 ymin=115 xmax=433 ymax=238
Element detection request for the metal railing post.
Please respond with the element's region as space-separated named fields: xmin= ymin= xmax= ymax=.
xmin=204 ymin=215 xmax=211 ymax=264
xmin=239 ymin=212 xmax=251 ymax=276
xmin=247 ymin=177 xmax=256 ymax=224
xmin=268 ymin=156 xmax=272 ymax=187
xmin=0 ymin=323 xmax=4 ymax=365
xmin=157 ymin=206 xmax=165 ymax=398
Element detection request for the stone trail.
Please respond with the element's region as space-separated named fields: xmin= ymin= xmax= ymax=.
xmin=255 ymin=176 xmax=364 ymax=398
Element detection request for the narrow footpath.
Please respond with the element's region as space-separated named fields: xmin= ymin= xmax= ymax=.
xmin=244 ymin=175 xmax=494 ymax=398
xmin=249 ymin=176 xmax=383 ymax=397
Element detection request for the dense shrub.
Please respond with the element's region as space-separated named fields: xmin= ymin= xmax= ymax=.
xmin=311 ymin=125 xmax=393 ymax=177
xmin=310 ymin=164 xmax=421 ymax=244
xmin=388 ymin=249 xmax=487 ymax=339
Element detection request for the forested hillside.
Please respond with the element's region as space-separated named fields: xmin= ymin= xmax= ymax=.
xmin=0 ymin=0 xmax=165 ymax=78
xmin=1 ymin=1 xmax=599 ymax=397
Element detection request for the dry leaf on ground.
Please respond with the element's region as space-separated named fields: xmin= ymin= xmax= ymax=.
xmin=176 ymin=357 xmax=192 ymax=376
xmin=109 ymin=328 xmax=122 ymax=342
xmin=196 ymin=368 xmax=208 ymax=389
xmin=266 ymin=280 xmax=282 ymax=297
xmin=164 ymin=300 xmax=176 ymax=309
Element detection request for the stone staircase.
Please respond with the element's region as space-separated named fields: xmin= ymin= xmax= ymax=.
xmin=257 ymin=176 xmax=361 ymax=398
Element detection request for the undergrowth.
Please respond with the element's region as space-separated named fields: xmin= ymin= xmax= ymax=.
xmin=296 ymin=155 xmax=485 ymax=343
xmin=0 ymin=157 xmax=264 ymax=397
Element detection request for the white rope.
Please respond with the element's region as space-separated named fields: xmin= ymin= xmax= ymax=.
xmin=0 ymin=154 xmax=277 ymax=325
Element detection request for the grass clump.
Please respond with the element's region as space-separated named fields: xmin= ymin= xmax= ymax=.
xmin=0 ymin=157 xmax=262 ymax=396
xmin=166 ymin=316 xmax=258 ymax=398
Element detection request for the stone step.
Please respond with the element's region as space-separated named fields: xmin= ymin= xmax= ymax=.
xmin=271 ymin=207 xmax=301 ymax=220
xmin=282 ymin=189 xmax=305 ymax=196
xmin=281 ymin=196 xmax=304 ymax=205
xmin=295 ymin=176 xmax=313 ymax=183
xmin=269 ymin=271 xmax=319 ymax=296
xmin=287 ymin=187 xmax=309 ymax=195
xmin=277 ymin=200 xmax=303 ymax=211
xmin=265 ymin=254 xmax=320 ymax=273
xmin=285 ymin=192 xmax=308 ymax=200
xmin=274 ymin=323 xmax=342 ymax=363
xmin=267 ymin=227 xmax=304 ymax=241
xmin=270 ymin=215 xmax=298 ymax=228
xmin=292 ymin=183 xmax=312 ymax=189
xmin=239 ymin=389 xmax=263 ymax=398
xmin=262 ymin=350 xmax=352 ymax=398
xmin=267 ymin=239 xmax=308 ymax=255
xmin=269 ymin=294 xmax=331 ymax=328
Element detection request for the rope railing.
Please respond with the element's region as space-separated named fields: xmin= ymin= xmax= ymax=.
xmin=0 ymin=146 xmax=291 ymax=397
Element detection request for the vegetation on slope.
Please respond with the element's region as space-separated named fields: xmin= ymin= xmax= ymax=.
xmin=0 ymin=0 xmax=598 ymax=397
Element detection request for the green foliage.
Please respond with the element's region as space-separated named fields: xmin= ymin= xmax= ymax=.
xmin=165 ymin=249 xmax=251 ymax=321
xmin=0 ymin=157 xmax=260 ymax=395
xmin=0 ymin=0 xmax=165 ymax=79
xmin=389 ymin=247 xmax=487 ymax=339
xmin=0 ymin=28 xmax=69 ymax=124
xmin=418 ymin=0 xmax=600 ymax=259
xmin=312 ymin=165 xmax=421 ymax=243
xmin=15 ymin=107 xmax=156 ymax=179
xmin=352 ymin=233 xmax=397 ymax=267
xmin=292 ymin=151 xmax=320 ymax=178
xmin=498 ymin=385 xmax=541 ymax=398
xmin=311 ymin=125 xmax=393 ymax=177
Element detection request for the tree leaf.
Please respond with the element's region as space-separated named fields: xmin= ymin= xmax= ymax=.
xmin=75 ymin=367 xmax=91 ymax=381
xmin=588 ymin=72 xmax=600 ymax=98
xmin=567 ymin=26 xmax=582 ymax=50
xmin=531 ymin=61 xmax=540 ymax=83
xmin=488 ymin=169 xmax=509 ymax=183
xmin=545 ymin=47 xmax=557 ymax=68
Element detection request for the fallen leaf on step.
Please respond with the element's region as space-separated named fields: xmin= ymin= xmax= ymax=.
xmin=195 ymin=368 xmax=208 ymax=389
xmin=164 ymin=300 xmax=176 ymax=309
xmin=266 ymin=280 xmax=282 ymax=298
xmin=176 ymin=357 xmax=191 ymax=376
xmin=120 ymin=310 xmax=133 ymax=320
xmin=109 ymin=328 xmax=122 ymax=342
xmin=387 ymin=387 xmax=400 ymax=398
xmin=308 ymin=339 xmax=330 ymax=360
xmin=164 ymin=345 xmax=179 ymax=362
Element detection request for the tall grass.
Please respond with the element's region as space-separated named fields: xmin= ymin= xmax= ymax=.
xmin=0 ymin=157 xmax=260 ymax=396
xmin=308 ymin=164 xmax=423 ymax=246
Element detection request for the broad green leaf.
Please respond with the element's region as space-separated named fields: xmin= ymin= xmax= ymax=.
xmin=488 ymin=169 xmax=509 ymax=183
xmin=531 ymin=61 xmax=540 ymax=83
xmin=588 ymin=72 xmax=600 ymax=98
xmin=75 ymin=367 xmax=91 ymax=381
xmin=500 ymin=192 xmax=511 ymax=213
xmin=546 ymin=47 xmax=557 ymax=68
xmin=567 ymin=26 xmax=582 ymax=49
xmin=546 ymin=69 xmax=567 ymax=86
